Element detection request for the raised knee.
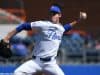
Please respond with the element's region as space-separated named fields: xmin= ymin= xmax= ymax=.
xmin=14 ymin=69 xmax=24 ymax=75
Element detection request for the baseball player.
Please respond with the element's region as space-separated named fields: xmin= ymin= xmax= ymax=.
xmin=2 ymin=4 xmax=87 ymax=75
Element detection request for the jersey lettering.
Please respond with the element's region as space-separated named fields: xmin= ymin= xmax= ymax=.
xmin=47 ymin=29 xmax=61 ymax=40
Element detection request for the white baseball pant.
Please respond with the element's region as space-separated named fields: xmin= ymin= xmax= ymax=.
xmin=14 ymin=56 xmax=65 ymax=75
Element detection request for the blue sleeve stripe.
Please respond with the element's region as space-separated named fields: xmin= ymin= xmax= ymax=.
xmin=16 ymin=23 xmax=32 ymax=32
xmin=63 ymin=24 xmax=72 ymax=31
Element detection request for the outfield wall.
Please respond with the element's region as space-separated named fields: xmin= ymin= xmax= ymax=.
xmin=61 ymin=64 xmax=100 ymax=75
xmin=0 ymin=64 xmax=100 ymax=75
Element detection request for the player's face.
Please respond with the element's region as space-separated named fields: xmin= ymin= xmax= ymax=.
xmin=50 ymin=12 xmax=62 ymax=24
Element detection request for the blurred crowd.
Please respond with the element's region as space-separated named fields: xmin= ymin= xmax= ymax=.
xmin=0 ymin=30 xmax=100 ymax=64
xmin=58 ymin=32 xmax=100 ymax=64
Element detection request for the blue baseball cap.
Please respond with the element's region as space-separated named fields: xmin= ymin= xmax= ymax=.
xmin=50 ymin=5 xmax=61 ymax=13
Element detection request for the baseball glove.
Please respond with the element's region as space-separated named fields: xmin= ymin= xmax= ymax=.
xmin=0 ymin=39 xmax=12 ymax=58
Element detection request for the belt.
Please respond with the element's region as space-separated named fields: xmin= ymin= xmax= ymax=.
xmin=32 ymin=56 xmax=52 ymax=62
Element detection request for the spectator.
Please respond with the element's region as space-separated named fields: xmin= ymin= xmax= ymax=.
xmin=10 ymin=36 xmax=31 ymax=57
xmin=11 ymin=43 xmax=29 ymax=56
xmin=95 ymin=39 xmax=100 ymax=50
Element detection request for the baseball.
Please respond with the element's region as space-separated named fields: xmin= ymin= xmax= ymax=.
xmin=80 ymin=12 xmax=87 ymax=19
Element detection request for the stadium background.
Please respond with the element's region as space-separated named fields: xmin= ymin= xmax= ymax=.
xmin=0 ymin=0 xmax=100 ymax=75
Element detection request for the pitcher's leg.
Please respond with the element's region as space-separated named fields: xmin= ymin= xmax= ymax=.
xmin=43 ymin=63 xmax=64 ymax=75
xmin=14 ymin=60 xmax=42 ymax=75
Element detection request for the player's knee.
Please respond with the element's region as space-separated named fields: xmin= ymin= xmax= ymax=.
xmin=14 ymin=69 xmax=24 ymax=75
xmin=14 ymin=71 xmax=26 ymax=75
xmin=14 ymin=72 xmax=25 ymax=75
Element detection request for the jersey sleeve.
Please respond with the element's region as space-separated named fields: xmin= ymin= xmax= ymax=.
xmin=63 ymin=23 xmax=72 ymax=32
xmin=31 ymin=21 xmax=42 ymax=29
xmin=16 ymin=22 xmax=32 ymax=32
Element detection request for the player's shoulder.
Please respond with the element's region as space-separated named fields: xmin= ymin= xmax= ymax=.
xmin=31 ymin=20 xmax=49 ymax=25
xmin=31 ymin=20 xmax=42 ymax=24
